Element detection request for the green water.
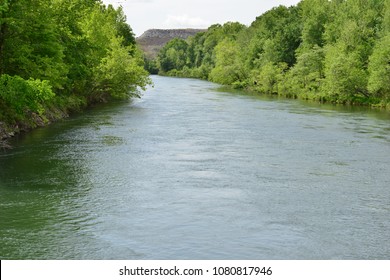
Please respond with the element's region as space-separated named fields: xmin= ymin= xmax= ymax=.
xmin=1 ymin=76 xmax=390 ymax=259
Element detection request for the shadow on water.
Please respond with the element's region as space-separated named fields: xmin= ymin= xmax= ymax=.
xmin=214 ymin=85 xmax=390 ymax=143
xmin=0 ymin=100 xmax=137 ymax=259
xmin=1 ymin=76 xmax=390 ymax=259
xmin=215 ymin=85 xmax=390 ymax=119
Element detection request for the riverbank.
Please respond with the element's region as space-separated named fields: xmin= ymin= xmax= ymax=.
xmin=154 ymin=1 xmax=390 ymax=109
xmin=0 ymin=104 xmax=70 ymax=149
xmin=0 ymin=123 xmax=12 ymax=149
xmin=0 ymin=92 xmax=128 ymax=149
xmin=0 ymin=0 xmax=150 ymax=150
xmin=2 ymin=76 xmax=390 ymax=259
xmin=158 ymin=71 xmax=390 ymax=110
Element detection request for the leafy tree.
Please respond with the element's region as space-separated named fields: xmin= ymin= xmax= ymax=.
xmin=0 ymin=0 xmax=68 ymax=88
xmin=383 ymin=0 xmax=390 ymax=35
xmin=252 ymin=62 xmax=287 ymax=94
xmin=0 ymin=74 xmax=54 ymax=117
xmin=186 ymin=32 xmax=206 ymax=68
xmin=144 ymin=58 xmax=159 ymax=75
xmin=154 ymin=0 xmax=389 ymax=107
xmin=298 ymin=0 xmax=330 ymax=52
xmin=287 ymin=45 xmax=325 ymax=96
xmin=321 ymin=0 xmax=384 ymax=102
xmin=158 ymin=38 xmax=188 ymax=73
xmin=0 ymin=0 xmax=10 ymax=69
xmin=209 ymin=39 xmax=242 ymax=85
xmin=368 ymin=34 xmax=390 ymax=99
xmin=0 ymin=0 xmax=150 ymax=128
xmin=367 ymin=0 xmax=390 ymax=100
xmin=115 ymin=6 xmax=136 ymax=48
xmin=250 ymin=5 xmax=302 ymax=67
xmin=93 ymin=36 xmax=149 ymax=100
xmin=323 ymin=45 xmax=368 ymax=102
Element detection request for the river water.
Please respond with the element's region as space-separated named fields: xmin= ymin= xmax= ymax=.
xmin=1 ymin=76 xmax=390 ymax=259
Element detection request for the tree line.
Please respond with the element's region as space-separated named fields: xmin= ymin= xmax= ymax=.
xmin=0 ymin=0 xmax=150 ymax=130
xmin=152 ymin=0 xmax=390 ymax=107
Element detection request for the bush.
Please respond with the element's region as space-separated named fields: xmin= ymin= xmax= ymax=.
xmin=0 ymin=74 xmax=55 ymax=119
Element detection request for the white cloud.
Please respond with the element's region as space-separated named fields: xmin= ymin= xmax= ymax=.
xmin=163 ymin=14 xmax=211 ymax=29
xmin=101 ymin=0 xmax=302 ymax=36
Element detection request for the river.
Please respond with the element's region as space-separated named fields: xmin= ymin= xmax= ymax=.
xmin=1 ymin=76 xmax=390 ymax=259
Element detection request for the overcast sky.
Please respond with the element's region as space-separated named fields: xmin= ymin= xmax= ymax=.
xmin=102 ymin=0 xmax=301 ymax=37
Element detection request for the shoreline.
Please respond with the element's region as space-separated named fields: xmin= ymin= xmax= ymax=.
xmin=159 ymin=72 xmax=390 ymax=110
xmin=2 ymin=74 xmax=389 ymax=150
xmin=0 ymin=106 xmax=70 ymax=150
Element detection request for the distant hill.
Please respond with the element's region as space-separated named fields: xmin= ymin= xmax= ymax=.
xmin=136 ymin=29 xmax=206 ymax=59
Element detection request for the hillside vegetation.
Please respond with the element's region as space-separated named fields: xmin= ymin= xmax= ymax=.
xmin=0 ymin=0 xmax=150 ymax=141
xmin=155 ymin=0 xmax=390 ymax=108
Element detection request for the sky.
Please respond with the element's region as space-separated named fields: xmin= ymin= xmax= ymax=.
xmin=102 ymin=0 xmax=302 ymax=37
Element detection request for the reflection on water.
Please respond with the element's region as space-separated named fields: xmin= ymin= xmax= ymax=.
xmin=1 ymin=76 xmax=390 ymax=259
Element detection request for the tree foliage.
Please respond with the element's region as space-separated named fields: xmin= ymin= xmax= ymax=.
xmin=209 ymin=39 xmax=245 ymax=85
xmin=158 ymin=38 xmax=189 ymax=72
xmin=156 ymin=0 xmax=390 ymax=107
xmin=0 ymin=74 xmax=54 ymax=116
xmin=0 ymin=0 xmax=150 ymax=126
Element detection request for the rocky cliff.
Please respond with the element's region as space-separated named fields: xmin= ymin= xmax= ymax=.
xmin=136 ymin=29 xmax=206 ymax=59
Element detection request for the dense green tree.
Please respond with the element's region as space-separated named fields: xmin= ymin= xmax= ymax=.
xmin=320 ymin=0 xmax=384 ymax=102
xmin=50 ymin=0 xmax=92 ymax=95
xmin=155 ymin=0 xmax=389 ymax=107
xmin=323 ymin=45 xmax=368 ymax=102
xmin=0 ymin=75 xmax=54 ymax=117
xmin=93 ymin=36 xmax=149 ymax=100
xmin=0 ymin=0 xmax=67 ymax=88
xmin=250 ymin=5 xmax=302 ymax=67
xmin=186 ymin=32 xmax=206 ymax=68
xmin=158 ymin=38 xmax=189 ymax=73
xmin=0 ymin=0 xmax=150 ymax=128
xmin=367 ymin=0 xmax=390 ymax=100
xmin=0 ymin=0 xmax=10 ymax=70
xmin=367 ymin=34 xmax=390 ymax=99
xmin=144 ymin=58 xmax=159 ymax=75
xmin=285 ymin=0 xmax=328 ymax=98
xmin=383 ymin=0 xmax=390 ymax=34
xmin=251 ymin=62 xmax=287 ymax=95
xmin=114 ymin=6 xmax=136 ymax=48
xmin=180 ymin=22 xmax=243 ymax=76
xmin=209 ymin=39 xmax=242 ymax=85
xmin=298 ymin=0 xmax=330 ymax=49
xmin=285 ymin=45 xmax=325 ymax=97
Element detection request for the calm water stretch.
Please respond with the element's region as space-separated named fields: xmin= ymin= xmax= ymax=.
xmin=1 ymin=76 xmax=390 ymax=259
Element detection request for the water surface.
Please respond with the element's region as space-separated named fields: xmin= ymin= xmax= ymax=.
xmin=1 ymin=76 xmax=389 ymax=259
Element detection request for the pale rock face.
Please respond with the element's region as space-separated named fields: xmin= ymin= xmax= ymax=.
xmin=138 ymin=29 xmax=205 ymax=39
xmin=136 ymin=29 xmax=206 ymax=59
